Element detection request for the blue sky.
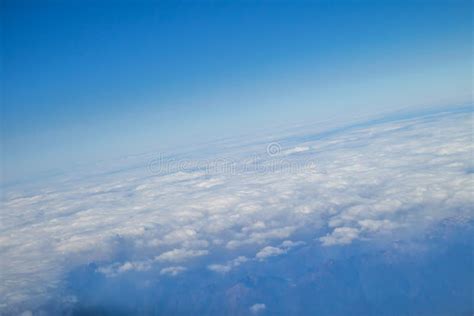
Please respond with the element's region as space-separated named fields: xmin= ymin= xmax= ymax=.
xmin=1 ymin=0 xmax=472 ymax=183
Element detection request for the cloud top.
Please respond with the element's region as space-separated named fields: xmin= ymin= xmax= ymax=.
xmin=1 ymin=107 xmax=472 ymax=314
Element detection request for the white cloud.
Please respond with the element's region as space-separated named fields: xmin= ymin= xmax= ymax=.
xmin=155 ymin=249 xmax=209 ymax=263
xmin=97 ymin=260 xmax=152 ymax=277
xmin=280 ymin=240 xmax=305 ymax=248
xmin=255 ymin=246 xmax=285 ymax=260
xmin=358 ymin=219 xmax=398 ymax=232
xmin=1 ymin=108 xmax=473 ymax=313
xmin=283 ymin=146 xmax=310 ymax=155
xmin=159 ymin=266 xmax=186 ymax=276
xmin=226 ymin=226 xmax=296 ymax=249
xmin=320 ymin=227 xmax=360 ymax=246
xmin=250 ymin=303 xmax=266 ymax=314
xmin=208 ymin=256 xmax=248 ymax=273
xmin=255 ymin=240 xmax=305 ymax=260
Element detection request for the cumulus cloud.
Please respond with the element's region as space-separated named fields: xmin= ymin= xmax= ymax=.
xmin=208 ymin=256 xmax=249 ymax=273
xmin=358 ymin=219 xmax=398 ymax=232
xmin=159 ymin=266 xmax=186 ymax=276
xmin=255 ymin=246 xmax=286 ymax=260
xmin=155 ymin=249 xmax=209 ymax=263
xmin=320 ymin=227 xmax=360 ymax=246
xmin=255 ymin=240 xmax=305 ymax=260
xmin=209 ymin=240 xmax=304 ymax=271
xmin=250 ymin=303 xmax=266 ymax=314
xmin=225 ymin=226 xmax=296 ymax=249
xmin=1 ymin=107 xmax=473 ymax=313
xmin=98 ymin=260 xmax=152 ymax=277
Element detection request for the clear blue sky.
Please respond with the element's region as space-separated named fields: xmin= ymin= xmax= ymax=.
xmin=1 ymin=0 xmax=472 ymax=184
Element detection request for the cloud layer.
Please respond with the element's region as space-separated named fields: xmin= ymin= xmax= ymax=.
xmin=1 ymin=107 xmax=472 ymax=314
